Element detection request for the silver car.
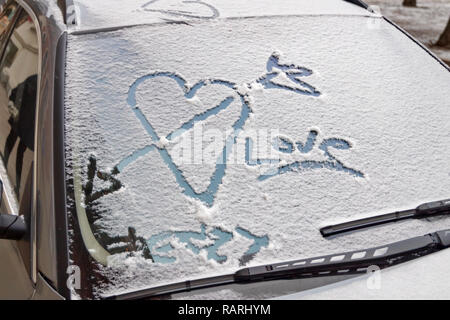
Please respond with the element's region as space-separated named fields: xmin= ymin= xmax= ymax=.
xmin=0 ymin=0 xmax=449 ymax=300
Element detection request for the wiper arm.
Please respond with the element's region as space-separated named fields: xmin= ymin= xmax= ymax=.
xmin=320 ymin=198 xmax=450 ymax=238
xmin=104 ymin=229 xmax=450 ymax=300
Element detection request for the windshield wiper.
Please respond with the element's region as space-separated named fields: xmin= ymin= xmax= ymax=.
xmin=104 ymin=229 xmax=450 ymax=300
xmin=320 ymin=198 xmax=450 ymax=238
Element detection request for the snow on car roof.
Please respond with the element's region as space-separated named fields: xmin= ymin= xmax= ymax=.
xmin=70 ymin=0 xmax=375 ymax=32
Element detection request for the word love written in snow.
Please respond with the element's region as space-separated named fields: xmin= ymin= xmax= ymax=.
xmin=245 ymin=129 xmax=364 ymax=180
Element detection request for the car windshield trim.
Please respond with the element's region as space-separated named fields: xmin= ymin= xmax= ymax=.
xmin=69 ymin=13 xmax=380 ymax=36
xmin=104 ymin=228 xmax=450 ymax=300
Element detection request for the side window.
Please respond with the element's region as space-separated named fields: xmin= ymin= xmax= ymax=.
xmin=0 ymin=9 xmax=38 ymax=203
xmin=0 ymin=1 xmax=18 ymax=43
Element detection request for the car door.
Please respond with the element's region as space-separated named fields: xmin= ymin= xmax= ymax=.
xmin=0 ymin=1 xmax=38 ymax=299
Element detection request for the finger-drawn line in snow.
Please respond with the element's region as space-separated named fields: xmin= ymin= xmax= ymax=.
xmin=80 ymin=54 xmax=365 ymax=265
xmin=81 ymin=157 xmax=268 ymax=263
xmin=141 ymin=0 xmax=219 ymax=20
xmin=246 ymin=131 xmax=364 ymax=180
xmin=147 ymin=224 xmax=269 ymax=264
xmin=104 ymin=53 xmax=364 ymax=209
xmin=115 ymin=52 xmax=325 ymax=207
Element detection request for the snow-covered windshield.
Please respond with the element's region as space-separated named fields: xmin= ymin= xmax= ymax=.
xmin=65 ymin=14 xmax=450 ymax=299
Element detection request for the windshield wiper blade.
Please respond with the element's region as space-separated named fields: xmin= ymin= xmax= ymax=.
xmin=320 ymin=198 xmax=450 ymax=238
xmin=104 ymin=229 xmax=450 ymax=300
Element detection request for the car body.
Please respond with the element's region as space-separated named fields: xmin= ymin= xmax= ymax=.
xmin=0 ymin=0 xmax=67 ymax=299
xmin=0 ymin=0 xmax=449 ymax=300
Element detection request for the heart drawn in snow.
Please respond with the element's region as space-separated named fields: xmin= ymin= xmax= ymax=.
xmin=125 ymin=72 xmax=249 ymax=207
xmin=119 ymin=53 xmax=321 ymax=207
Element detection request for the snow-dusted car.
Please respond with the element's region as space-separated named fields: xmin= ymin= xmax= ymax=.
xmin=0 ymin=0 xmax=449 ymax=300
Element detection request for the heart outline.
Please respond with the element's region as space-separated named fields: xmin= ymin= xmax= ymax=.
xmin=115 ymin=53 xmax=321 ymax=207
xmin=123 ymin=72 xmax=249 ymax=207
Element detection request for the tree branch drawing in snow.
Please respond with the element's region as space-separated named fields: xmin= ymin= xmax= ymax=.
xmin=81 ymin=156 xmax=152 ymax=260
xmin=83 ymin=155 xmax=122 ymax=204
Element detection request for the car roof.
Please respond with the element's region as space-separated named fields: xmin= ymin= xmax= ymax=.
xmin=65 ymin=0 xmax=375 ymax=33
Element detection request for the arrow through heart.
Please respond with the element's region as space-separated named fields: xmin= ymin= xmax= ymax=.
xmin=122 ymin=72 xmax=249 ymax=207
xmin=111 ymin=53 xmax=320 ymax=207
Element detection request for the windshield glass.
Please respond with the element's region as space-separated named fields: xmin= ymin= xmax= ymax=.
xmin=64 ymin=15 xmax=450 ymax=299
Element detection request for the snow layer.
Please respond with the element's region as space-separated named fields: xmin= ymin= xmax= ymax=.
xmin=65 ymin=14 xmax=450 ymax=298
xmin=276 ymin=248 xmax=450 ymax=300
xmin=71 ymin=0 xmax=373 ymax=31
